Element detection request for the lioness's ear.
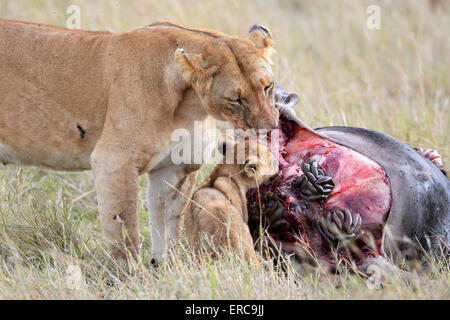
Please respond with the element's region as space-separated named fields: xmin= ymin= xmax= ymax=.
xmin=175 ymin=48 xmax=218 ymax=89
xmin=248 ymin=24 xmax=275 ymax=64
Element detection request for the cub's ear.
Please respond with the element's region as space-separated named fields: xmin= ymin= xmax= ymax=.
xmin=175 ymin=48 xmax=218 ymax=89
xmin=244 ymin=160 xmax=258 ymax=178
xmin=248 ymin=24 xmax=275 ymax=64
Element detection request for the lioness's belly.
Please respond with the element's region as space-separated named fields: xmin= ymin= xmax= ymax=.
xmin=0 ymin=139 xmax=93 ymax=171
xmin=0 ymin=113 xmax=102 ymax=170
xmin=0 ymin=94 xmax=105 ymax=171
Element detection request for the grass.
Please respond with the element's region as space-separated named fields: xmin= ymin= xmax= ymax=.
xmin=0 ymin=0 xmax=449 ymax=299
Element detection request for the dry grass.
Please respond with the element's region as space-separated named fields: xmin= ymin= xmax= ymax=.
xmin=0 ymin=0 xmax=449 ymax=299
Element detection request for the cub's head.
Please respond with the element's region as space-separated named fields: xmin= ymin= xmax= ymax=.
xmin=218 ymin=137 xmax=279 ymax=187
xmin=175 ymin=24 xmax=279 ymax=131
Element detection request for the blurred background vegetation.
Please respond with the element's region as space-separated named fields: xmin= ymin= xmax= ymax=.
xmin=0 ymin=0 xmax=448 ymax=299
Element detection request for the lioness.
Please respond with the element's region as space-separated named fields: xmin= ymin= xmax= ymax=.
xmin=0 ymin=19 xmax=279 ymax=263
xmin=185 ymin=138 xmax=278 ymax=262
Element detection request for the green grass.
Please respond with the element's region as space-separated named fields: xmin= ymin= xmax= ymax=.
xmin=0 ymin=0 xmax=449 ymax=299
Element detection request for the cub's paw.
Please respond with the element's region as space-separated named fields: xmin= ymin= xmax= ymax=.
xmin=292 ymin=160 xmax=335 ymax=201
xmin=317 ymin=208 xmax=364 ymax=245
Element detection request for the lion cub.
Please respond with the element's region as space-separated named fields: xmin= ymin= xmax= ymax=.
xmin=185 ymin=138 xmax=279 ymax=261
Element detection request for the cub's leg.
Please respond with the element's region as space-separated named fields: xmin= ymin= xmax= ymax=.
xmin=148 ymin=165 xmax=199 ymax=265
xmin=187 ymin=191 xmax=257 ymax=262
xmin=90 ymin=151 xmax=140 ymax=260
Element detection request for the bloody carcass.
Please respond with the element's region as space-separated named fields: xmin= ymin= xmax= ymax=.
xmin=246 ymin=86 xmax=450 ymax=273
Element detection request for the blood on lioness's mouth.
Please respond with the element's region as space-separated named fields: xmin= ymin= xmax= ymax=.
xmin=246 ymin=116 xmax=392 ymax=265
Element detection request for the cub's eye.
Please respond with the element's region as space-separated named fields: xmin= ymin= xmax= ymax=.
xmin=244 ymin=160 xmax=257 ymax=173
xmin=264 ymin=82 xmax=274 ymax=95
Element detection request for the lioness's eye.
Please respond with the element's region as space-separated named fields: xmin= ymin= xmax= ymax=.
xmin=264 ymin=82 xmax=274 ymax=95
xmin=226 ymin=98 xmax=244 ymax=106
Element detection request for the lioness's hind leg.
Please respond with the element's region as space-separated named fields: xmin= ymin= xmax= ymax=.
xmin=147 ymin=165 xmax=199 ymax=265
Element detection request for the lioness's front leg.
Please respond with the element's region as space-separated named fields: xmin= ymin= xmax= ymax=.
xmin=91 ymin=149 xmax=141 ymax=260
xmin=148 ymin=164 xmax=199 ymax=265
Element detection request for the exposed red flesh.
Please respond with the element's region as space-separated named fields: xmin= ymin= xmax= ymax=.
xmin=247 ymin=118 xmax=392 ymax=264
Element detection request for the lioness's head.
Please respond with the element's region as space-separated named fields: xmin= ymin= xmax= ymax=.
xmin=175 ymin=24 xmax=279 ymax=131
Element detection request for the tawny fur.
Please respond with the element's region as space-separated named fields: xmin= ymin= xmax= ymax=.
xmin=185 ymin=139 xmax=278 ymax=262
xmin=0 ymin=19 xmax=278 ymax=261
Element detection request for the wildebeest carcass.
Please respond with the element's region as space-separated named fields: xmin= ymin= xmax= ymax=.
xmin=246 ymin=86 xmax=449 ymax=281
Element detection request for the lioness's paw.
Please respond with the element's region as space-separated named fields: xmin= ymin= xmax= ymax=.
xmin=150 ymin=253 xmax=167 ymax=268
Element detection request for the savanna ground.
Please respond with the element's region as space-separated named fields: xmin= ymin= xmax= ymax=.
xmin=0 ymin=0 xmax=449 ymax=299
